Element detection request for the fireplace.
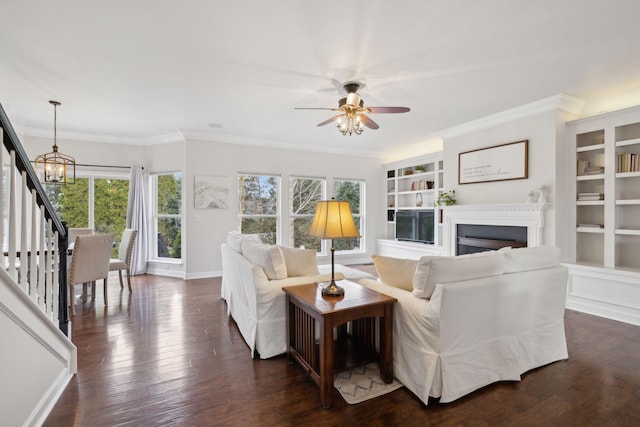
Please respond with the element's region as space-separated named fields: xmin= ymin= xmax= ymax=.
xmin=457 ymin=224 xmax=527 ymax=255
xmin=443 ymin=203 xmax=547 ymax=256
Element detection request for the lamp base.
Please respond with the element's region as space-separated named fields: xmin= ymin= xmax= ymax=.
xmin=321 ymin=281 xmax=345 ymax=297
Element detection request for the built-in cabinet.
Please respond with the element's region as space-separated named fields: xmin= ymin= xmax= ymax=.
xmin=382 ymin=152 xmax=444 ymax=256
xmin=568 ymin=105 xmax=640 ymax=270
xmin=566 ymin=105 xmax=640 ymax=326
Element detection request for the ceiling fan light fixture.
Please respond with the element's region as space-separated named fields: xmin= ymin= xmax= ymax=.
xmin=337 ymin=111 xmax=364 ymax=136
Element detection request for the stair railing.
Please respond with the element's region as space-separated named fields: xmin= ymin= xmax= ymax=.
xmin=0 ymin=102 xmax=70 ymax=335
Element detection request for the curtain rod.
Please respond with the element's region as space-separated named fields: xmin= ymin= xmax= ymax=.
xmin=29 ymin=161 xmax=143 ymax=170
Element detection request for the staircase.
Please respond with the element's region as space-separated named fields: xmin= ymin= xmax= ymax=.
xmin=0 ymin=102 xmax=77 ymax=427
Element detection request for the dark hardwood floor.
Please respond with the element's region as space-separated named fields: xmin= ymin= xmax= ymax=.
xmin=44 ymin=267 xmax=640 ymax=426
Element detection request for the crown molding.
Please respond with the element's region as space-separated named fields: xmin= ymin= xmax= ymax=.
xmin=437 ymin=94 xmax=586 ymax=140
xmin=21 ymin=127 xmax=185 ymax=146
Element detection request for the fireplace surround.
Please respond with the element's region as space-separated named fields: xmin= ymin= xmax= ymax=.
xmin=443 ymin=203 xmax=548 ymax=256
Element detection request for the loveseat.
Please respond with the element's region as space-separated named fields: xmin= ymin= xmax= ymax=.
xmin=359 ymin=246 xmax=568 ymax=405
xmin=221 ymin=231 xmax=374 ymax=359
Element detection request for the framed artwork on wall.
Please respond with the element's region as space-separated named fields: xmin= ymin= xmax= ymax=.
xmin=458 ymin=140 xmax=528 ymax=184
xmin=194 ymin=175 xmax=229 ymax=209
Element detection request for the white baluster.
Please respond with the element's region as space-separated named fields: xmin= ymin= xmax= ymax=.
xmin=46 ymin=218 xmax=53 ymax=316
xmin=0 ymin=130 xmax=4 ymax=272
xmin=30 ymin=189 xmax=38 ymax=304
xmin=20 ymin=171 xmax=28 ymax=291
xmin=38 ymin=209 xmax=46 ymax=311
xmin=7 ymin=150 xmax=17 ymax=280
xmin=52 ymin=230 xmax=60 ymax=323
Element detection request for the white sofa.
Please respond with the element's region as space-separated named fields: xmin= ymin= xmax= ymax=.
xmin=359 ymin=246 xmax=568 ymax=405
xmin=221 ymin=231 xmax=374 ymax=359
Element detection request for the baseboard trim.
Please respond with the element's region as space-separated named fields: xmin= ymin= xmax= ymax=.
xmin=566 ymin=295 xmax=640 ymax=326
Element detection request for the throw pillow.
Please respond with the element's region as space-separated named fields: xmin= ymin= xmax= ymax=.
xmin=241 ymin=240 xmax=287 ymax=280
xmin=278 ymin=246 xmax=319 ymax=277
xmin=371 ymin=255 xmax=418 ymax=291
xmin=227 ymin=231 xmax=261 ymax=253
xmin=412 ymin=251 xmax=505 ymax=299
xmin=498 ymin=245 xmax=560 ymax=273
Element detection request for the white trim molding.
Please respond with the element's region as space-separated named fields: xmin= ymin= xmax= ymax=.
xmin=443 ymin=203 xmax=547 ymax=256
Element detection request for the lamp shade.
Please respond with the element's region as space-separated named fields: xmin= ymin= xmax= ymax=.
xmin=308 ymin=199 xmax=360 ymax=239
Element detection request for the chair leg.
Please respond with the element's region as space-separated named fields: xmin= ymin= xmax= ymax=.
xmin=103 ymin=276 xmax=108 ymax=306
xmin=118 ymin=270 xmax=124 ymax=288
xmin=91 ymin=281 xmax=96 ymax=301
xmin=82 ymin=283 xmax=88 ymax=303
xmin=126 ymin=268 xmax=132 ymax=292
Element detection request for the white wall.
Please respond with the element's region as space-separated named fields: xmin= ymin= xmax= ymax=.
xmin=183 ymin=139 xmax=384 ymax=278
xmin=442 ymin=109 xmax=564 ymax=247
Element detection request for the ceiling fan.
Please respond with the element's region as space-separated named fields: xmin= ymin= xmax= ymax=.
xmin=295 ymin=82 xmax=410 ymax=135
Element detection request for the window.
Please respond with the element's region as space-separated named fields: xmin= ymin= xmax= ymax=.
xmin=333 ymin=179 xmax=364 ymax=251
xmin=45 ymin=175 xmax=129 ymax=256
xmin=289 ymin=176 xmax=324 ymax=250
xmin=153 ymin=172 xmax=182 ymax=260
xmin=238 ymin=174 xmax=279 ymax=244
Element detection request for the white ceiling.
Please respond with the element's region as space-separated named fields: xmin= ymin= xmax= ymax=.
xmin=2 ymin=0 xmax=640 ymax=161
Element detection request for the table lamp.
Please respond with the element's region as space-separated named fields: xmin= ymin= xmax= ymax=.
xmin=308 ymin=198 xmax=361 ymax=296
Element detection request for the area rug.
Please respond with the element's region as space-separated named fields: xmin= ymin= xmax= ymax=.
xmin=334 ymin=363 xmax=403 ymax=404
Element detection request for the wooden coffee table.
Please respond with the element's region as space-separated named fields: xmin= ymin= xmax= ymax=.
xmin=283 ymin=280 xmax=397 ymax=408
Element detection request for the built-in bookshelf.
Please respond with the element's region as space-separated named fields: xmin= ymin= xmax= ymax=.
xmin=567 ymin=105 xmax=640 ymax=270
xmin=384 ymin=152 xmax=444 ymax=247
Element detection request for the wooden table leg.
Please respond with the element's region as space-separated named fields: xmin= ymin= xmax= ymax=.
xmin=379 ymin=304 xmax=394 ymax=383
xmin=286 ymin=294 xmax=292 ymax=364
xmin=318 ymin=317 xmax=334 ymax=408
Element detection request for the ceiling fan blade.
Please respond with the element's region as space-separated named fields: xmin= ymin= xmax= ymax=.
xmin=317 ymin=114 xmax=344 ymax=127
xmin=367 ymin=106 xmax=410 ymax=114
xmin=360 ymin=114 xmax=379 ymax=129
xmin=295 ymin=107 xmax=335 ymax=111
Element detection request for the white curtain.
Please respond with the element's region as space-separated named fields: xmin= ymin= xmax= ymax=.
xmin=127 ymin=164 xmax=148 ymax=275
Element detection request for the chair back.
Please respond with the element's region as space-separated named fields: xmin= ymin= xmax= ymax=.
xmin=68 ymin=228 xmax=94 ymax=244
xmin=117 ymin=229 xmax=138 ymax=266
xmin=69 ymin=234 xmax=114 ymax=285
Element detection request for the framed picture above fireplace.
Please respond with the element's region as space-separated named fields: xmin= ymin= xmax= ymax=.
xmin=458 ymin=140 xmax=528 ymax=184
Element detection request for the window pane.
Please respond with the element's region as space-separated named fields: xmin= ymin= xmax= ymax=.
xmin=158 ymin=173 xmax=182 ymax=215
xmin=290 ymin=178 xmax=322 ymax=215
xmin=45 ymin=178 xmax=89 ymax=228
xmin=157 ymin=217 xmax=181 ymax=258
xmin=94 ymin=178 xmax=129 ymax=256
xmin=240 ymin=217 xmax=276 ymax=244
xmin=334 ymin=180 xmax=361 ymax=214
xmin=334 ymin=180 xmax=362 ymax=251
xmin=292 ymin=217 xmax=320 ymax=250
xmin=239 ymin=175 xmax=278 ymax=215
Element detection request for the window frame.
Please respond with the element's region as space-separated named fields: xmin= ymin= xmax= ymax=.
xmin=288 ymin=175 xmax=326 ymax=250
xmin=237 ymin=173 xmax=281 ymax=244
xmin=151 ymin=171 xmax=183 ymax=263
xmin=332 ymin=178 xmax=365 ymax=254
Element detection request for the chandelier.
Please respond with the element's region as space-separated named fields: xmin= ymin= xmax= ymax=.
xmin=35 ymin=100 xmax=75 ymax=184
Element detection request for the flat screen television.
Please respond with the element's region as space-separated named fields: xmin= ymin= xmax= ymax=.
xmin=395 ymin=209 xmax=434 ymax=244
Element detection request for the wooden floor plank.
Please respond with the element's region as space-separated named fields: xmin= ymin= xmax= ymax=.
xmin=44 ymin=271 xmax=640 ymax=426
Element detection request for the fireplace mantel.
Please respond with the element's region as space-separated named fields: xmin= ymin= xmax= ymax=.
xmin=443 ymin=203 xmax=548 ymax=255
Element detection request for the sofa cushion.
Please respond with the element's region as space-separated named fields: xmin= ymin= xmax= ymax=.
xmin=499 ymin=245 xmax=560 ymax=273
xmin=227 ymin=231 xmax=261 ymax=253
xmin=412 ymin=251 xmax=505 ymax=299
xmin=372 ymin=255 xmax=418 ymax=291
xmin=241 ymin=240 xmax=287 ymax=280
xmin=278 ymin=246 xmax=319 ymax=277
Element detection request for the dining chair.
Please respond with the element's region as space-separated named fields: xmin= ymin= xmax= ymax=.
xmin=109 ymin=229 xmax=138 ymax=292
xmin=68 ymin=233 xmax=114 ymax=315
